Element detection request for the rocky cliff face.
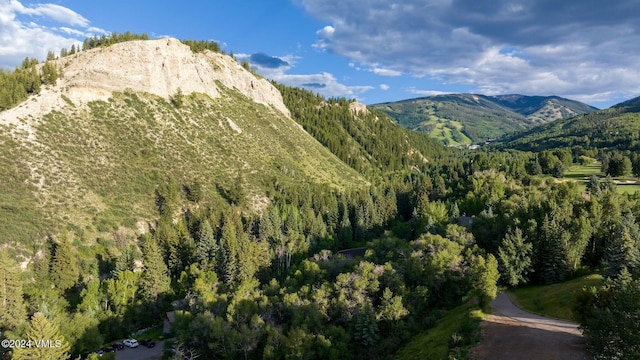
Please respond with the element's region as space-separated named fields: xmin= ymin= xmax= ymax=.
xmin=1 ymin=38 xmax=289 ymax=124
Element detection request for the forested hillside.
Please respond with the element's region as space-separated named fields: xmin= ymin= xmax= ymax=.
xmin=501 ymin=96 xmax=640 ymax=153
xmin=274 ymin=84 xmax=446 ymax=175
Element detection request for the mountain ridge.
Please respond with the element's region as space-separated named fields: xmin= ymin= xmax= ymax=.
xmin=497 ymin=95 xmax=640 ymax=152
xmin=371 ymin=93 xmax=597 ymax=145
xmin=1 ymin=38 xmax=289 ymax=127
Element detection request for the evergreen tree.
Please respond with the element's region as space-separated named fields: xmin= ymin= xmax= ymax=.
xmin=0 ymin=249 xmax=26 ymax=330
xmin=50 ymin=232 xmax=79 ymax=291
xmin=12 ymin=313 xmax=71 ymax=360
xmin=41 ymin=62 xmax=58 ymax=85
xmin=354 ymin=303 xmax=379 ymax=358
xmin=139 ymin=238 xmax=171 ymax=304
xmin=498 ymin=227 xmax=532 ymax=287
xmin=113 ymin=246 xmax=136 ymax=275
xmin=538 ymin=215 xmax=569 ymax=284
xmin=196 ymin=219 xmax=218 ymax=268
xmin=606 ymin=213 xmax=640 ymax=278
xmin=338 ymin=202 xmax=353 ymax=247
xmin=218 ymin=218 xmax=238 ymax=284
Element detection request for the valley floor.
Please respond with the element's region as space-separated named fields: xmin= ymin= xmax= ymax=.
xmin=469 ymin=293 xmax=590 ymax=360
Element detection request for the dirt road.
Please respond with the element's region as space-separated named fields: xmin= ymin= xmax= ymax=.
xmin=470 ymin=293 xmax=591 ymax=360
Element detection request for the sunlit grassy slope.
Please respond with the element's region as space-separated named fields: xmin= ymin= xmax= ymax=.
xmin=397 ymin=302 xmax=486 ymax=360
xmin=510 ymin=274 xmax=604 ymax=321
xmin=0 ymin=86 xmax=367 ymax=244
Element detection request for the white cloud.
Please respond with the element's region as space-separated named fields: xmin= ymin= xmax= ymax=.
xmin=10 ymin=0 xmax=89 ymax=27
xmin=276 ymin=72 xmax=374 ymax=98
xmin=379 ymin=84 xmax=390 ymax=90
xmin=240 ymin=50 xmax=374 ymax=99
xmin=0 ymin=0 xmax=106 ymax=67
xmin=300 ymin=0 xmax=640 ymax=103
xmin=370 ymin=67 xmax=402 ymax=77
xmin=405 ymin=87 xmax=454 ymax=97
xmin=316 ymin=25 xmax=334 ymax=38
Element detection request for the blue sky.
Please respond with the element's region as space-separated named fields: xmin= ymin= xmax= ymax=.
xmin=2 ymin=0 xmax=640 ymax=108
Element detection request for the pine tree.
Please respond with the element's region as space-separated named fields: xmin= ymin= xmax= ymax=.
xmin=41 ymin=62 xmax=58 ymax=85
xmin=606 ymin=212 xmax=640 ymax=278
xmin=139 ymin=238 xmax=171 ymax=304
xmin=176 ymin=218 xmax=196 ymax=277
xmin=12 ymin=313 xmax=71 ymax=360
xmin=196 ymin=219 xmax=218 ymax=268
xmin=50 ymin=232 xmax=78 ymax=291
xmin=0 ymin=249 xmax=26 ymax=330
xmin=539 ymin=216 xmax=569 ymax=284
xmin=498 ymin=227 xmax=532 ymax=287
xmin=354 ymin=303 xmax=379 ymax=348
xmin=218 ymin=219 xmax=238 ymax=284
xmin=113 ymin=246 xmax=136 ymax=275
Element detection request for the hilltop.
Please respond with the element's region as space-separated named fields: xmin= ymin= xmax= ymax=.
xmin=0 ymin=38 xmax=366 ymax=244
xmin=371 ymin=94 xmax=596 ymax=145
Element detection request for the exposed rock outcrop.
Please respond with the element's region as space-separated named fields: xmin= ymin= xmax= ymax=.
xmin=1 ymin=38 xmax=290 ymax=125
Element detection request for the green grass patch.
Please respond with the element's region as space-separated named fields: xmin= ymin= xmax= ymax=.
xmin=563 ymin=163 xmax=601 ymax=180
xmin=510 ymin=274 xmax=603 ymax=322
xmin=563 ymin=163 xmax=640 ymax=193
xmin=397 ymin=302 xmax=486 ymax=360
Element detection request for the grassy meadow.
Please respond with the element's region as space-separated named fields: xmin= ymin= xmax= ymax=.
xmin=509 ymin=274 xmax=604 ymax=322
xmin=563 ymin=162 xmax=640 ymax=194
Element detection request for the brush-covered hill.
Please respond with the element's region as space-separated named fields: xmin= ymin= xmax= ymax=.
xmin=497 ymin=95 xmax=640 ymax=153
xmin=371 ymin=94 xmax=597 ymax=145
xmin=0 ymin=38 xmax=367 ymax=244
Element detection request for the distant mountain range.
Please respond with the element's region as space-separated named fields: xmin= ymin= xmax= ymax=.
xmin=497 ymin=95 xmax=640 ymax=152
xmin=371 ymin=94 xmax=597 ymax=145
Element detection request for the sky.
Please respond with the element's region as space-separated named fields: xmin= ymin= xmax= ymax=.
xmin=2 ymin=0 xmax=640 ymax=108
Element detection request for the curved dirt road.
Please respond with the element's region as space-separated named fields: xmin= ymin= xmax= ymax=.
xmin=470 ymin=293 xmax=591 ymax=360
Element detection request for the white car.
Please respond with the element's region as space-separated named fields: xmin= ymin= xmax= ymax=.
xmin=123 ymin=339 xmax=139 ymax=348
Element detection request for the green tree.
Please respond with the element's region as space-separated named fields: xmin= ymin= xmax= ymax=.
xmin=354 ymin=303 xmax=379 ymax=348
xmin=552 ymin=160 xmax=564 ymax=178
xmin=602 ymin=152 xmax=632 ymax=177
xmin=12 ymin=313 xmax=71 ymax=360
xmin=218 ymin=218 xmax=239 ymax=284
xmin=77 ymin=279 xmax=103 ymax=316
xmin=106 ymin=270 xmax=138 ymax=312
xmin=196 ymin=219 xmax=218 ymax=268
xmin=227 ymin=174 xmax=246 ymax=206
xmin=606 ymin=213 xmax=640 ymax=278
xmin=41 ymin=62 xmax=58 ymax=85
xmin=50 ymin=232 xmax=79 ymax=291
xmin=139 ymin=238 xmax=171 ymax=304
xmin=470 ymin=253 xmax=499 ymax=310
xmin=376 ymin=288 xmax=408 ymax=321
xmin=580 ymin=274 xmax=640 ymax=359
xmin=0 ymin=249 xmax=26 ymax=330
xmin=498 ymin=227 xmax=533 ymax=287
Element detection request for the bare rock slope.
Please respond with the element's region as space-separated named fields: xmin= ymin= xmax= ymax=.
xmin=1 ymin=37 xmax=289 ymax=124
